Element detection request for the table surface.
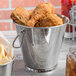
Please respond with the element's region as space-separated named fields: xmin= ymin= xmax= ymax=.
xmin=1 ymin=31 xmax=75 ymax=76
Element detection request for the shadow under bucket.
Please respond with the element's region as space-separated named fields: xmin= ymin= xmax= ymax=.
xmin=13 ymin=15 xmax=69 ymax=72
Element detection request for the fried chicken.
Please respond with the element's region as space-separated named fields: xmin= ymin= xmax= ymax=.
xmin=27 ymin=2 xmax=55 ymax=27
xmin=35 ymin=14 xmax=63 ymax=27
xmin=11 ymin=7 xmax=31 ymax=25
xmin=10 ymin=2 xmax=63 ymax=27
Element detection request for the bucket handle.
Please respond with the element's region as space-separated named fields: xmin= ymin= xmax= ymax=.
xmin=12 ymin=29 xmax=25 ymax=48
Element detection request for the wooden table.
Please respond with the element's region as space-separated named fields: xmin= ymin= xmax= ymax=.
xmin=1 ymin=31 xmax=74 ymax=76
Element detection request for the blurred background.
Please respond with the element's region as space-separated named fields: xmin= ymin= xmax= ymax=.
xmin=0 ymin=0 xmax=61 ymax=31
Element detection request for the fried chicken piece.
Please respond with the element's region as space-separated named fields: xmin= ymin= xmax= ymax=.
xmin=35 ymin=14 xmax=63 ymax=27
xmin=49 ymin=14 xmax=63 ymax=26
xmin=27 ymin=2 xmax=55 ymax=27
xmin=35 ymin=18 xmax=54 ymax=27
xmin=11 ymin=7 xmax=31 ymax=25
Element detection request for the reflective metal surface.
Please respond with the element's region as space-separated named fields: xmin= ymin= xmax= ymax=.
xmin=0 ymin=59 xmax=14 ymax=76
xmin=14 ymin=15 xmax=69 ymax=72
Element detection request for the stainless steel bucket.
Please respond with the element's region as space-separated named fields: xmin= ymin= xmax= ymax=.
xmin=0 ymin=59 xmax=14 ymax=76
xmin=13 ymin=15 xmax=69 ymax=72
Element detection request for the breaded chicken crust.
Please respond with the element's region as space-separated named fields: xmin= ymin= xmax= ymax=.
xmin=35 ymin=14 xmax=63 ymax=27
xmin=11 ymin=7 xmax=31 ymax=25
xmin=27 ymin=2 xmax=55 ymax=27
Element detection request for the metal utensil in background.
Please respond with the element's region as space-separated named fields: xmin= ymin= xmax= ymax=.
xmin=70 ymin=0 xmax=76 ymax=41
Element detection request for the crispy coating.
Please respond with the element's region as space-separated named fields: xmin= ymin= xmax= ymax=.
xmin=35 ymin=18 xmax=54 ymax=27
xmin=27 ymin=2 xmax=55 ymax=27
xmin=10 ymin=3 xmax=63 ymax=27
xmin=35 ymin=14 xmax=63 ymax=27
xmin=48 ymin=14 xmax=63 ymax=26
xmin=11 ymin=7 xmax=31 ymax=25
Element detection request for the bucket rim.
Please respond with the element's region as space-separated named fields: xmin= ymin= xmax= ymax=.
xmin=0 ymin=57 xmax=14 ymax=67
xmin=14 ymin=15 xmax=69 ymax=29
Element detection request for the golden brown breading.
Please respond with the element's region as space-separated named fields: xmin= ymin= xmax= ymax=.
xmin=11 ymin=7 xmax=31 ymax=25
xmin=48 ymin=14 xmax=63 ymax=26
xmin=35 ymin=14 xmax=63 ymax=27
xmin=27 ymin=2 xmax=55 ymax=27
xmin=35 ymin=18 xmax=54 ymax=27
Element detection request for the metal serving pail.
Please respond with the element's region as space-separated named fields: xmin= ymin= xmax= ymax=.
xmin=13 ymin=15 xmax=69 ymax=72
xmin=0 ymin=59 xmax=14 ymax=76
